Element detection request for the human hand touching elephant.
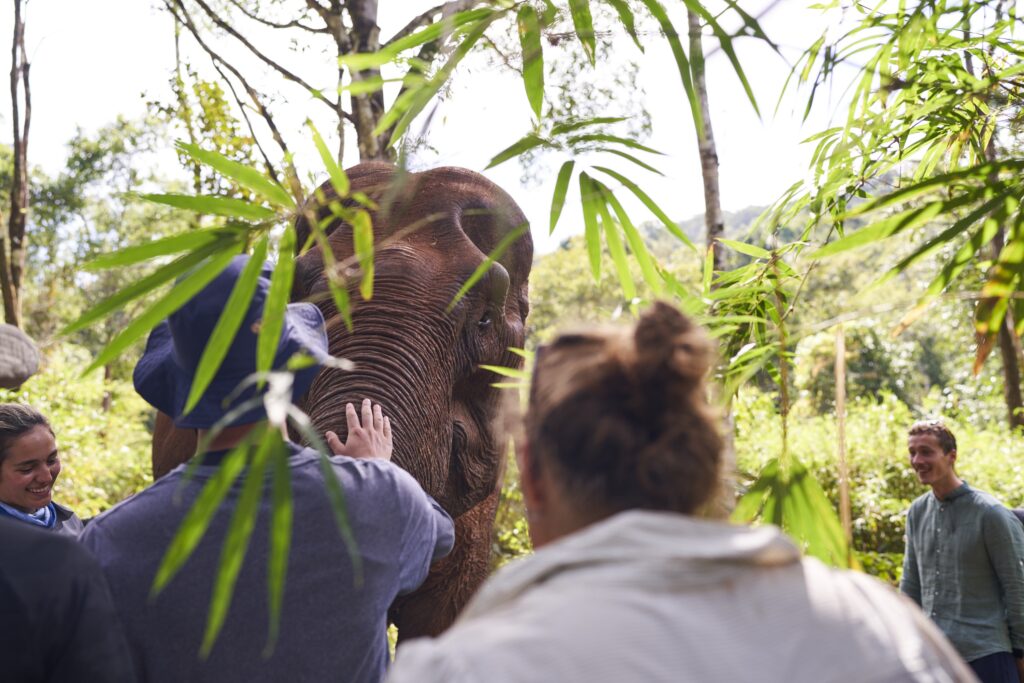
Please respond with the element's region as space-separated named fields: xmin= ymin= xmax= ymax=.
xmin=327 ymin=398 xmax=393 ymax=460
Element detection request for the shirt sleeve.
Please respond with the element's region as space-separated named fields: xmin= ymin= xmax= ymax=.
xmin=983 ymin=506 xmax=1024 ymax=652
xmin=900 ymin=507 xmax=922 ymax=605
xmin=393 ymin=468 xmax=456 ymax=595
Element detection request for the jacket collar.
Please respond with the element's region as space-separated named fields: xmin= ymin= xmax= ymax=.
xmin=462 ymin=510 xmax=800 ymax=620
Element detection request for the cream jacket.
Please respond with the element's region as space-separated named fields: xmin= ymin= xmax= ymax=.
xmin=389 ymin=511 xmax=976 ymax=683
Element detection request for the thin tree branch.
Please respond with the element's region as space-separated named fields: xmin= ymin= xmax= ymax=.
xmin=209 ymin=59 xmax=281 ymax=185
xmin=226 ymin=0 xmax=324 ymax=33
xmin=166 ymin=0 xmax=302 ymax=197
xmin=188 ymin=0 xmax=339 ymax=111
xmin=383 ymin=0 xmax=479 ymax=47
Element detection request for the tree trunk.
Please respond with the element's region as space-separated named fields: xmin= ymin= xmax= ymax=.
xmin=688 ymin=10 xmax=725 ymax=270
xmin=346 ymin=0 xmax=392 ymax=161
xmin=4 ymin=0 xmax=30 ymax=328
xmin=688 ymin=9 xmax=736 ymax=506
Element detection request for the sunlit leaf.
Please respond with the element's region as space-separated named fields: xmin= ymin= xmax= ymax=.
xmin=257 ymin=226 xmax=297 ymax=381
xmin=568 ymin=0 xmax=596 ymax=64
xmin=151 ymin=433 xmax=256 ymax=597
xmin=517 ymin=5 xmax=544 ymax=119
xmin=85 ymin=228 xmax=234 ymax=271
xmin=487 ymin=134 xmax=550 ymax=169
xmin=308 ymin=120 xmax=350 ymax=197
xmin=579 ymin=173 xmax=602 ymax=281
xmin=603 ymin=0 xmax=643 ymax=50
xmin=177 ymin=142 xmax=294 ymax=208
xmin=141 ymin=193 xmax=277 ymax=222
xmin=85 ymin=245 xmax=243 ymax=374
xmin=549 ymin=160 xmax=575 ymax=235
xmin=352 ymin=210 xmax=375 ymax=300
xmin=594 ymin=166 xmax=695 ymax=250
xmin=200 ymin=427 xmax=276 ymax=657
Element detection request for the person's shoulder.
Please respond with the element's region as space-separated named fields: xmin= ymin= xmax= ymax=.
xmin=907 ymin=491 xmax=931 ymax=514
xmin=0 ymin=516 xmax=100 ymax=572
xmin=81 ymin=471 xmax=183 ymax=536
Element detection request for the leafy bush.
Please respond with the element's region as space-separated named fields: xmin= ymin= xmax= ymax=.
xmin=0 ymin=344 xmax=153 ymax=518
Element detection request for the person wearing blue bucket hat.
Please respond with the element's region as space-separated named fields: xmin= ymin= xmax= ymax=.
xmin=80 ymin=254 xmax=455 ymax=683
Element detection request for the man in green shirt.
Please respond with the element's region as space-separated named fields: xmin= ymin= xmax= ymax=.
xmin=901 ymin=419 xmax=1024 ymax=683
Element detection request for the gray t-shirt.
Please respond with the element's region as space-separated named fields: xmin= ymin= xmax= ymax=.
xmin=80 ymin=443 xmax=454 ymax=683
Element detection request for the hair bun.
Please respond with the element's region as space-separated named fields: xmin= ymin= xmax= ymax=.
xmin=633 ymin=301 xmax=710 ymax=389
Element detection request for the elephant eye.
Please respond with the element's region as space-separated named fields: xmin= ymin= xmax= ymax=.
xmin=478 ymin=310 xmax=493 ymax=329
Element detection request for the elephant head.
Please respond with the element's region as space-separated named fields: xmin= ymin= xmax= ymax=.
xmin=293 ymin=162 xmax=531 ymax=513
xmin=152 ymin=162 xmax=532 ymax=638
xmin=295 ymin=163 xmax=532 ymax=636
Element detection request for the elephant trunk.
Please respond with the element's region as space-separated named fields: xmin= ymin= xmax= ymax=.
xmin=303 ymin=311 xmax=458 ymax=504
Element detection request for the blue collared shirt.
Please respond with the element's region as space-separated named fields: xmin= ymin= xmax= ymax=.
xmin=900 ymin=482 xmax=1024 ymax=662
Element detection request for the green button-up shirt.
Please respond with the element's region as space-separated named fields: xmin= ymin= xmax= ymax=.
xmin=900 ymin=482 xmax=1024 ymax=663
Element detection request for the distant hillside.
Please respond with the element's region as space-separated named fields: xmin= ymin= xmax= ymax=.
xmin=639 ymin=205 xmax=767 ymax=260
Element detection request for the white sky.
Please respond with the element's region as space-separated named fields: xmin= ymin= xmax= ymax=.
xmin=1 ymin=1 xmax=860 ymax=253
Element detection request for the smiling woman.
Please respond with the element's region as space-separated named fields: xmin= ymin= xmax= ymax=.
xmin=0 ymin=404 xmax=83 ymax=536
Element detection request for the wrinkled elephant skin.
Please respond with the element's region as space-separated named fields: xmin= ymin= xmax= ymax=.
xmin=151 ymin=163 xmax=533 ymax=640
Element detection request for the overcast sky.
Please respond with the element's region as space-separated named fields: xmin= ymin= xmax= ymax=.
xmin=1 ymin=1 xmax=863 ymax=253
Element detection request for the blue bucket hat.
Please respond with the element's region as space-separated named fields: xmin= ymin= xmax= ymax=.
xmin=133 ymin=254 xmax=330 ymax=429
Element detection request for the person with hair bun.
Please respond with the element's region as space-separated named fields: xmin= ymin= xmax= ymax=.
xmin=388 ymin=302 xmax=974 ymax=683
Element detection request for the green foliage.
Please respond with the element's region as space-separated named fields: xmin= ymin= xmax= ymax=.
xmin=0 ymin=345 xmax=152 ymax=519
xmin=735 ymin=387 xmax=1024 ymax=574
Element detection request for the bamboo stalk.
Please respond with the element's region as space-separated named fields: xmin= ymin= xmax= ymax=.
xmin=834 ymin=324 xmax=853 ymax=565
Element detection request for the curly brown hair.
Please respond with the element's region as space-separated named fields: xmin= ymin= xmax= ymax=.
xmin=908 ymin=419 xmax=957 ymax=454
xmin=524 ymin=302 xmax=723 ymax=516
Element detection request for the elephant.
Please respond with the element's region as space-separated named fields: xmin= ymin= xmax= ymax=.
xmin=151 ymin=161 xmax=533 ymax=640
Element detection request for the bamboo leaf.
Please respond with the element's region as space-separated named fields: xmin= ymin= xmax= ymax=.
xmin=85 ymin=246 xmax=243 ymax=374
xmin=568 ymin=0 xmax=596 ymax=64
xmin=151 ymin=434 xmax=255 ymax=597
xmin=184 ymin=238 xmax=269 ymax=415
xmin=264 ymin=437 xmax=293 ymax=657
xmin=549 ymin=160 xmax=575 ymax=234
xmin=200 ymin=427 xmax=275 ymax=657
xmin=517 ymin=5 xmax=544 ymax=119
xmin=446 ymin=224 xmax=530 ymax=312
xmin=603 ymin=0 xmax=643 ymax=50
xmin=594 ymin=166 xmax=695 ymax=250
xmin=352 ymin=210 xmax=375 ymax=300
xmin=636 ymin=0 xmax=702 ymax=135
xmin=308 ymin=120 xmax=350 ymax=197
xmin=85 ymin=229 xmax=233 ymax=271
xmin=595 ymin=184 xmax=636 ymax=300
xmin=551 ymin=116 xmax=628 ymax=136
xmin=579 ymin=173 xmax=602 ymax=281
xmin=567 ymin=133 xmax=663 ymax=156
xmin=486 ymin=134 xmax=551 ymax=170
xmin=64 ymin=238 xmax=234 ymax=335
xmin=375 ymin=12 xmax=501 ymax=143
xmin=177 ymin=142 xmax=294 ymax=208
xmin=596 ymin=147 xmax=664 ymax=175
xmin=286 ymin=407 xmax=363 ymax=584
xmin=718 ymin=238 xmax=770 ymax=259
xmin=257 ymin=226 xmax=297 ymax=380
xmin=600 ymin=185 xmax=664 ymax=296
xmin=681 ymin=0 xmax=760 ymax=116
xmin=142 ymin=193 xmax=277 ymax=222
xmin=384 ymin=7 xmax=495 ymax=55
